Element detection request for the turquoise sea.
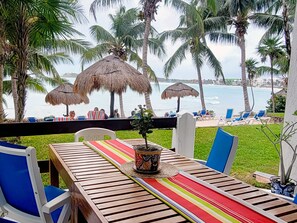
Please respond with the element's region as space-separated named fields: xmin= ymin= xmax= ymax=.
xmin=4 ymin=78 xmax=276 ymax=119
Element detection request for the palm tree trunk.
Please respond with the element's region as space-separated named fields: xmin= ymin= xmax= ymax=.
xmin=119 ymin=93 xmax=125 ymax=118
xmin=11 ymin=71 xmax=18 ymax=119
xmin=142 ymin=16 xmax=154 ymax=114
xmin=197 ymin=66 xmax=206 ymax=110
xmin=0 ymin=64 xmax=4 ymax=123
xmin=16 ymin=6 xmax=29 ymax=122
xmin=250 ymin=79 xmax=255 ymax=111
xmin=0 ymin=21 xmax=5 ymax=123
xmin=239 ymin=35 xmax=251 ymax=111
xmin=270 ymin=58 xmax=275 ymax=113
xmin=282 ymin=0 xmax=291 ymax=62
xmin=16 ymin=77 xmax=27 ymax=122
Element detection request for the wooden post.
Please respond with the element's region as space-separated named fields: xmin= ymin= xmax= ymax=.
xmin=171 ymin=111 xmax=196 ymax=158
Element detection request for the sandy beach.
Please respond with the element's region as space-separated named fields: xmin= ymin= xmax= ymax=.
xmin=195 ymin=117 xmax=268 ymax=128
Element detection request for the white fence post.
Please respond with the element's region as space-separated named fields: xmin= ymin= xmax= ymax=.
xmin=171 ymin=111 xmax=196 ymax=158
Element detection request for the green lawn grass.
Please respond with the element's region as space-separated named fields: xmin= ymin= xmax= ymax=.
xmin=18 ymin=124 xmax=282 ymax=188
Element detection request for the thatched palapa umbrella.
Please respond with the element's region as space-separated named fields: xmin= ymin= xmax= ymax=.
xmin=73 ymin=55 xmax=152 ymax=118
xmin=45 ymin=83 xmax=89 ymax=116
xmin=161 ymin=82 xmax=199 ymax=113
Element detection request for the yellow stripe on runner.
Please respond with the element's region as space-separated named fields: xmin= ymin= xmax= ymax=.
xmin=158 ymin=178 xmax=240 ymax=223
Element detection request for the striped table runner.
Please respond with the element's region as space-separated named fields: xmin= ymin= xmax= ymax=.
xmin=85 ymin=139 xmax=279 ymax=223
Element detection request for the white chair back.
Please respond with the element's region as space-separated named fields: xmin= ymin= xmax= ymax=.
xmin=74 ymin=128 xmax=116 ymax=142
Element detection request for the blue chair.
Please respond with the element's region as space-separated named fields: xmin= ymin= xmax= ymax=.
xmin=77 ymin=116 xmax=86 ymax=121
xmin=254 ymin=110 xmax=266 ymax=120
xmin=198 ymin=128 xmax=238 ymax=174
xmin=0 ymin=218 xmax=18 ymax=223
xmin=0 ymin=141 xmax=71 ymax=223
xmin=232 ymin=111 xmax=251 ymax=125
xmin=27 ymin=117 xmax=38 ymax=123
xmin=294 ymin=195 xmax=297 ymax=204
xmin=218 ymin=108 xmax=233 ymax=125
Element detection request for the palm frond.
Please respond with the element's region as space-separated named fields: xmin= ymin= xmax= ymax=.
xmin=164 ymin=42 xmax=189 ymax=77
xmin=90 ymin=25 xmax=115 ymax=43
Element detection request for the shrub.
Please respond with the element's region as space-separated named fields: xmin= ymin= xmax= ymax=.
xmin=266 ymin=95 xmax=286 ymax=113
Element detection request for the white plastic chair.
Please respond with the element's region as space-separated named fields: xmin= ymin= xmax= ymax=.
xmin=74 ymin=128 xmax=116 ymax=142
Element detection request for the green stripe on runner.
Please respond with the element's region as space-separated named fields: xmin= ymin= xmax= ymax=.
xmin=159 ymin=178 xmax=240 ymax=223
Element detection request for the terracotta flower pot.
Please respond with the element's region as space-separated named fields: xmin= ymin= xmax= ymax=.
xmin=134 ymin=144 xmax=163 ymax=174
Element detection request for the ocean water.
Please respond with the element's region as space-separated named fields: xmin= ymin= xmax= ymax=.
xmin=4 ymin=78 xmax=275 ymax=119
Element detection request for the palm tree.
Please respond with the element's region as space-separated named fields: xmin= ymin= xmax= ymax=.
xmin=139 ymin=0 xmax=162 ymax=115
xmin=162 ymin=1 xmax=231 ymax=110
xmin=2 ymin=0 xmax=85 ymax=122
xmin=254 ymin=0 xmax=295 ymax=63
xmin=245 ymin=58 xmax=259 ymax=111
xmin=82 ymin=6 xmax=164 ymax=117
xmin=257 ymin=36 xmax=286 ymax=113
xmin=222 ymin=0 xmax=259 ymax=112
xmin=0 ymin=0 xmax=15 ymax=122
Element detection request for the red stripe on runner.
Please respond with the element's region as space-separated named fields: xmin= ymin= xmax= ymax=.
xmin=170 ymin=174 xmax=275 ymax=223
xmin=105 ymin=140 xmax=135 ymax=159
xmin=89 ymin=141 xmax=127 ymax=165
xmin=144 ymin=178 xmax=222 ymax=223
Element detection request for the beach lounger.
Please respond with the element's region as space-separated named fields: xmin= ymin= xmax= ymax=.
xmin=77 ymin=116 xmax=86 ymax=121
xmin=218 ymin=108 xmax=233 ymax=125
xmin=0 ymin=141 xmax=71 ymax=223
xmin=199 ymin=109 xmax=213 ymax=120
xmin=27 ymin=117 xmax=38 ymax=123
xmin=232 ymin=111 xmax=251 ymax=125
xmin=87 ymin=111 xmax=100 ymax=120
xmin=53 ymin=117 xmax=71 ymax=121
xmin=249 ymin=110 xmax=271 ymax=124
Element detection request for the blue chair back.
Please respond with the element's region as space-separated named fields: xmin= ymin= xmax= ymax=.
xmin=200 ymin=109 xmax=206 ymax=116
xmin=294 ymin=195 xmax=297 ymax=204
xmin=28 ymin=117 xmax=37 ymax=123
xmin=0 ymin=142 xmax=39 ymax=217
xmin=255 ymin=110 xmax=265 ymax=119
xmin=242 ymin=111 xmax=250 ymax=119
xmin=226 ymin=109 xmax=233 ymax=119
xmin=206 ymin=128 xmax=238 ymax=174
xmin=77 ymin=116 xmax=86 ymax=121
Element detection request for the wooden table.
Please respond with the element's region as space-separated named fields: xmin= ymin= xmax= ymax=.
xmin=49 ymin=139 xmax=297 ymax=223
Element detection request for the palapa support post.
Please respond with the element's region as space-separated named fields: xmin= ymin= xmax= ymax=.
xmin=176 ymin=97 xmax=180 ymax=113
xmin=171 ymin=111 xmax=196 ymax=158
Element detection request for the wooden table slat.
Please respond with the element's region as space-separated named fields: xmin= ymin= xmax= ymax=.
xmin=115 ymin=210 xmax=184 ymax=223
xmin=93 ymin=191 xmax=150 ymax=204
xmin=96 ymin=194 xmax=157 ymax=209
xmin=105 ymin=204 xmax=170 ymax=222
xmin=101 ymin=199 xmax=163 ymax=215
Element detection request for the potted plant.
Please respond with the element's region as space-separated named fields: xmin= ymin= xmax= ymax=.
xmin=130 ymin=105 xmax=162 ymax=173
xmin=259 ymin=112 xmax=297 ymax=197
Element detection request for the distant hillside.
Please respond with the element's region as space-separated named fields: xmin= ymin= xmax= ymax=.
xmin=63 ymin=72 xmax=78 ymax=78
xmin=157 ymin=77 xmax=198 ymax=84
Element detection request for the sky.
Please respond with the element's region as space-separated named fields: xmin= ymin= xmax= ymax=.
xmin=56 ymin=0 xmax=266 ymax=80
